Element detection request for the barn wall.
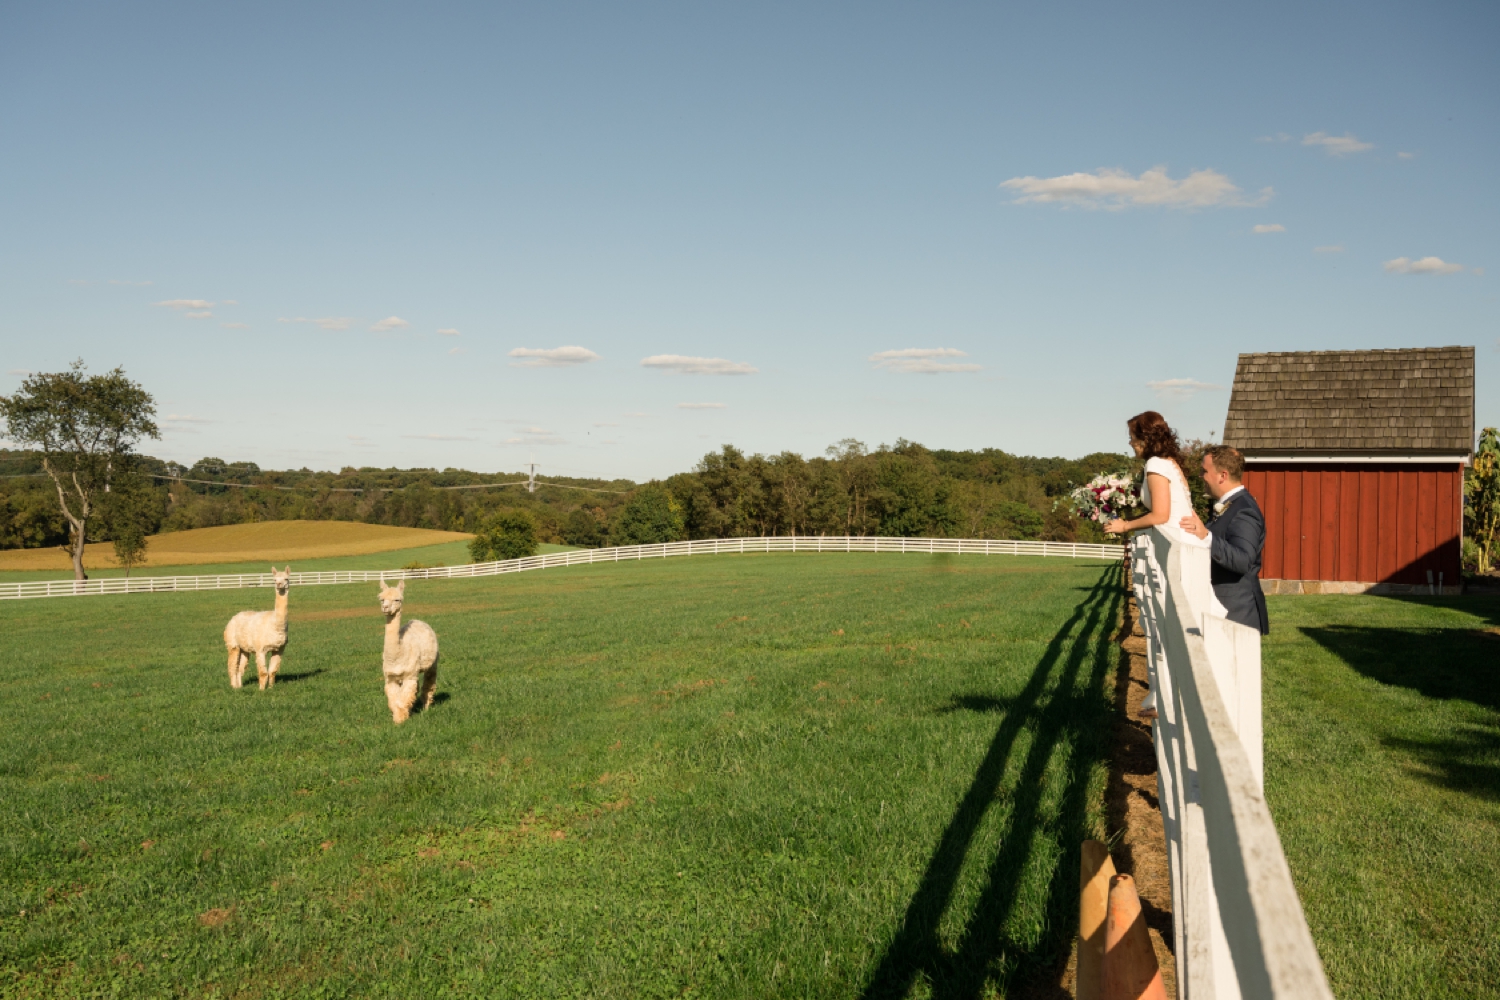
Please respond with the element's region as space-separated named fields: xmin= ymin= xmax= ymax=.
xmin=1243 ymin=463 xmax=1463 ymax=585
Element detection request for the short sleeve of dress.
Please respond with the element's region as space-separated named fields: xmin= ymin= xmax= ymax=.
xmin=1144 ymin=456 xmax=1174 ymax=480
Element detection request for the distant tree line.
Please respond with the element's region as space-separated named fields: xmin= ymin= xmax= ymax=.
xmin=0 ymin=438 xmax=1142 ymax=556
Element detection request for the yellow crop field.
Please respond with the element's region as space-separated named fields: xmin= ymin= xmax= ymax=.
xmin=0 ymin=521 xmax=472 ymax=571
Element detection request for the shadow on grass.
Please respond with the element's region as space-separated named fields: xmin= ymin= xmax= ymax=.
xmin=1302 ymin=624 xmax=1500 ymax=801
xmin=272 ymin=669 xmax=325 ymax=685
xmin=861 ymin=567 xmax=1119 ymax=1000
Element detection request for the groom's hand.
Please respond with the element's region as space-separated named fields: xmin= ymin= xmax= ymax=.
xmin=1180 ymin=513 xmax=1209 ymax=540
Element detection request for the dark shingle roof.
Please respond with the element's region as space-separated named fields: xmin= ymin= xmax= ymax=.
xmin=1222 ymin=347 xmax=1474 ymax=456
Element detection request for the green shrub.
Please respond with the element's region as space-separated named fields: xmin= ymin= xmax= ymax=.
xmin=470 ymin=509 xmax=539 ymax=562
xmin=610 ymin=484 xmax=685 ymax=545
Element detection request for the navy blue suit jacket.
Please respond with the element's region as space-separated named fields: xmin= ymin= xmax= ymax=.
xmin=1207 ymin=489 xmax=1270 ymax=635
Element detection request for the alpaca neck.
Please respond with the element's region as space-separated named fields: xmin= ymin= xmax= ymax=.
xmin=273 ymin=589 xmax=289 ymax=623
xmin=383 ymin=613 xmax=403 ymax=657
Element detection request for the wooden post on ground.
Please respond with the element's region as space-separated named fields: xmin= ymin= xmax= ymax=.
xmin=1078 ymin=840 xmax=1117 ymax=1000
xmin=1104 ymin=873 xmax=1167 ymax=1000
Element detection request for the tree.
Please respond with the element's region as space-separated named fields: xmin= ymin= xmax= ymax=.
xmin=0 ymin=362 xmax=158 ymax=580
xmin=1465 ymin=427 xmax=1500 ymax=574
xmin=470 ymin=509 xmax=539 ymax=562
xmin=611 ymin=483 xmax=685 ymax=544
xmin=562 ymin=507 xmax=605 ymax=548
xmin=99 ymin=470 xmax=163 ymax=577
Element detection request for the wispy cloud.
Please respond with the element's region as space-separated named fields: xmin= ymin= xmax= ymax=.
xmin=221 ymin=321 xmax=250 ymax=329
xmin=109 ymin=279 xmax=152 ymax=286
xmin=157 ymin=298 xmax=214 ymax=310
xmin=1147 ymin=378 xmax=1225 ymax=399
xmin=593 ymin=421 xmax=620 ymax=427
xmin=347 ymin=434 xmax=377 ymax=449
xmin=641 ymin=354 xmax=757 ymax=375
xmin=1256 ymin=133 xmax=1293 ymax=143
xmin=677 ymin=402 xmax=727 ymax=409
xmin=870 ymin=348 xmax=981 ymax=374
xmin=8 ymin=369 xmax=33 ymax=376
xmin=1314 ymin=245 xmax=1345 ymax=253
xmin=186 ymin=310 xmax=214 ymax=319
xmin=501 ymin=426 xmax=565 ymax=445
xmin=447 ymin=347 xmax=464 ymax=355
xmin=401 ymin=433 xmax=474 ymax=442
xmin=623 ymin=412 xmax=649 ymax=418
xmin=1397 ymin=151 xmax=1416 ymax=160
xmin=279 ymin=316 xmax=354 ymax=331
xmin=1252 ymin=223 xmax=1286 ymax=234
xmin=509 ymin=346 xmax=601 ymax=368
xmin=370 ymin=316 xmax=410 ymax=333
xmin=436 ymin=328 xmax=461 ymax=337
xmin=163 ymin=413 xmax=212 ymax=424
xmin=1384 ymin=256 xmax=1465 ymax=275
xmin=1302 ymin=131 xmax=1374 ymax=156
xmin=1000 ymin=166 xmax=1270 ymax=210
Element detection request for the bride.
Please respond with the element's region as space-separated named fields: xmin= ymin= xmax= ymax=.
xmin=1103 ymin=410 xmax=1195 ymax=719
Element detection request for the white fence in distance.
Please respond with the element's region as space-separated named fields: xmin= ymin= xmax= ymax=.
xmin=1131 ymin=528 xmax=1333 ymax=999
xmin=0 ymin=535 xmax=1124 ymax=601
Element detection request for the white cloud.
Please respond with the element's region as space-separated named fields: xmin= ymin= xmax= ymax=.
xmin=623 ymin=411 xmax=649 ymax=418
xmin=186 ymin=310 xmax=214 ymax=319
xmin=593 ymin=421 xmax=620 ymax=427
xmin=401 ymin=433 xmax=474 ymax=442
xmin=157 ymin=298 xmax=214 ymax=310
xmin=436 ymin=328 xmax=461 ymax=336
xmin=1256 ymin=133 xmax=1293 ymax=143
xmin=8 ymin=368 xmax=33 ymax=376
xmin=447 ymin=347 xmax=464 ymax=355
xmin=1384 ymin=256 xmax=1465 ymax=275
xmin=1302 ymin=131 xmax=1374 ymax=156
xmin=678 ymin=402 xmax=727 ymax=409
xmin=68 ymin=279 xmax=90 ymax=286
xmin=279 ymin=316 xmax=354 ymax=331
xmin=1147 ymin=378 xmax=1225 ymax=400
xmin=1314 ymin=245 xmax=1345 ymax=253
xmin=161 ymin=414 xmax=212 ymax=431
xmin=109 ymin=279 xmax=152 ymax=286
xmin=870 ymin=348 xmax=982 ymax=374
xmin=641 ymin=354 xmax=757 ymax=375
xmin=221 ymin=321 xmax=250 ymax=329
xmin=999 ymin=166 xmax=1270 ymax=210
xmin=509 ymin=345 xmax=601 ymax=368
xmin=370 ymin=316 xmax=410 ymax=333
xmin=1252 ymin=223 xmax=1286 ymax=234
xmin=500 ymin=426 xmax=565 ymax=445
xmin=1397 ymin=151 xmax=1416 ymax=160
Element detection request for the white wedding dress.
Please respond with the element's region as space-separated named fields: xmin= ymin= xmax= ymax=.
xmin=1137 ymin=457 xmax=1224 ymax=718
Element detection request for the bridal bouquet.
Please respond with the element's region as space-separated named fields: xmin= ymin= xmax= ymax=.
xmin=1063 ymin=473 xmax=1140 ymax=525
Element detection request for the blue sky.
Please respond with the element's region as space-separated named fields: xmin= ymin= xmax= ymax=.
xmin=2 ymin=1 xmax=1495 ymax=478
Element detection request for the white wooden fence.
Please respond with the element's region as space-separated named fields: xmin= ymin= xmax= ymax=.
xmin=0 ymin=535 xmax=1123 ymax=601
xmin=1132 ymin=528 xmax=1332 ymax=999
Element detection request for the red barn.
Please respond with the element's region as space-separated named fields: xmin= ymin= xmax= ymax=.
xmin=1222 ymin=347 xmax=1474 ymax=595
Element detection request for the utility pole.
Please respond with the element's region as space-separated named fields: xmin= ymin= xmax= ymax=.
xmin=527 ymin=458 xmax=537 ymax=493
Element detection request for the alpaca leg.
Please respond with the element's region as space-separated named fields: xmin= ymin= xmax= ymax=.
xmin=418 ymin=660 xmax=438 ymax=711
xmin=237 ymin=650 xmax=249 ymax=688
xmin=267 ymin=652 xmax=282 ymax=687
xmin=227 ymin=646 xmax=241 ymax=689
xmin=386 ymin=677 xmax=417 ymax=724
xmin=256 ymin=650 xmax=269 ymax=690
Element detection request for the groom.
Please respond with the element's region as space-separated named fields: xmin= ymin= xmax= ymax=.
xmin=1179 ymin=445 xmax=1269 ymax=635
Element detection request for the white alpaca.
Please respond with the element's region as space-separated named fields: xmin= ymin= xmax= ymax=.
xmin=224 ymin=566 xmax=291 ymax=690
xmin=378 ymin=577 xmax=439 ymax=724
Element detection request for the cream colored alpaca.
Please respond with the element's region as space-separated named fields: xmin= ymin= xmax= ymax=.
xmin=378 ymin=577 xmax=439 ymax=724
xmin=224 ymin=566 xmax=291 ymax=690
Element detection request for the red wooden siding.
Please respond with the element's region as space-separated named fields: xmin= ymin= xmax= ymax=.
xmin=1243 ymin=463 xmax=1463 ymax=585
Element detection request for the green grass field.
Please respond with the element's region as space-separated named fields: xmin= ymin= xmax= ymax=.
xmin=0 ymin=552 xmax=1119 ymax=999
xmin=1265 ymin=593 xmax=1500 ymax=999
xmin=0 ymin=541 xmax=577 ymax=584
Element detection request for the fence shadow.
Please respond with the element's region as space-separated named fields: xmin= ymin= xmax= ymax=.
xmin=860 ymin=568 xmax=1119 ymax=1000
xmin=1301 ymin=624 xmax=1500 ymax=801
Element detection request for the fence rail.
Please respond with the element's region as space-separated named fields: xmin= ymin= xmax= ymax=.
xmin=1131 ymin=528 xmax=1332 ymax=999
xmin=0 ymin=536 xmax=1124 ymax=601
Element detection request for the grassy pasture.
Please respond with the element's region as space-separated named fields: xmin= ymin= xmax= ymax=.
xmin=0 ymin=522 xmax=472 ymax=575
xmin=1265 ymin=594 xmax=1500 ymax=999
xmin=0 ymin=552 xmax=1119 ymax=998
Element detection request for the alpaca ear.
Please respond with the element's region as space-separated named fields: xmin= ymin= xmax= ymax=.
xmin=380 ymin=576 xmax=388 ymax=588
xmin=398 ymin=581 xmax=406 ymax=594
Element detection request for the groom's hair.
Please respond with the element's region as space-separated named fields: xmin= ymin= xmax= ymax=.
xmin=1205 ymin=445 xmax=1245 ymax=481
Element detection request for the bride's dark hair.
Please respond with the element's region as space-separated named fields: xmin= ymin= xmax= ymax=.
xmin=1127 ymin=411 xmax=1184 ymax=465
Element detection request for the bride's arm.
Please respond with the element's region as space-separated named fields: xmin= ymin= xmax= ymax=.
xmin=1103 ymin=473 xmax=1171 ymax=534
